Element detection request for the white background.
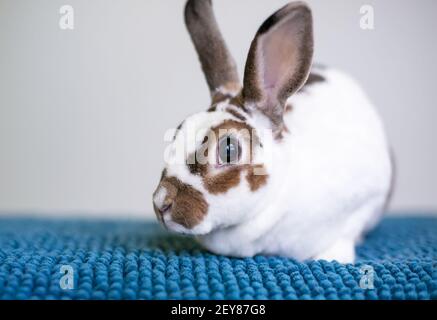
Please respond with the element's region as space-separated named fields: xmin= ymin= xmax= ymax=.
xmin=0 ymin=0 xmax=436 ymax=219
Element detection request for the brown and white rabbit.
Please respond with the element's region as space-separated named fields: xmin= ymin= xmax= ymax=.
xmin=152 ymin=0 xmax=393 ymax=263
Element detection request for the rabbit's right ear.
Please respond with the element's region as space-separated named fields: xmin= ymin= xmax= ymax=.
xmin=185 ymin=0 xmax=240 ymax=102
xmin=242 ymin=2 xmax=314 ymax=135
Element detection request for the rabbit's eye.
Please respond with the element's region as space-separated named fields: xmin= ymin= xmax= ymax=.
xmin=218 ymin=136 xmax=240 ymax=165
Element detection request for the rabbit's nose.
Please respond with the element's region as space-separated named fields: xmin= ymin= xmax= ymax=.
xmin=158 ymin=202 xmax=172 ymax=215
xmin=153 ymin=185 xmax=174 ymax=218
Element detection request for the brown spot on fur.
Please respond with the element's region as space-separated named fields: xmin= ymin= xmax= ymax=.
xmin=210 ymin=119 xmax=253 ymax=138
xmin=208 ymin=91 xmax=250 ymax=116
xmin=305 ymin=72 xmax=325 ymax=86
xmin=160 ymin=169 xmax=167 ymax=181
xmin=299 ymin=72 xmax=325 ymax=93
xmin=210 ymin=119 xmax=257 ymax=159
xmin=246 ymin=165 xmax=268 ymax=191
xmin=204 ymin=166 xmax=242 ymax=194
xmin=187 ymin=152 xmax=208 ymax=176
xmin=172 ymin=122 xmax=184 ymax=141
xmin=187 ymin=134 xmax=210 ymax=176
xmin=157 ymin=176 xmax=208 ymax=229
xmin=226 ymin=107 xmax=246 ymax=121
xmin=207 ymin=105 xmax=217 ymax=112
xmin=285 ymin=104 xmax=293 ymax=113
xmin=184 ymin=119 xmax=268 ymax=195
xmin=211 ymin=92 xmax=234 ymax=105
xmin=229 ymin=93 xmax=250 ymax=114
xmin=203 ymin=163 xmax=268 ymax=194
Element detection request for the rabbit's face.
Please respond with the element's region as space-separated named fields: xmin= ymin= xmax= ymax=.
xmin=153 ymin=98 xmax=270 ymax=235
xmin=153 ymin=1 xmax=314 ymax=236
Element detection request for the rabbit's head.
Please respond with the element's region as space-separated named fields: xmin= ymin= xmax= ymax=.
xmin=153 ymin=1 xmax=314 ymax=235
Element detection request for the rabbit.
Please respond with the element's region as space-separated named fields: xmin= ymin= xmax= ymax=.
xmin=152 ymin=0 xmax=393 ymax=263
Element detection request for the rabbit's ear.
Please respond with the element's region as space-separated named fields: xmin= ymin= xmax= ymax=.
xmin=185 ymin=0 xmax=240 ymax=101
xmin=242 ymin=2 xmax=313 ymax=133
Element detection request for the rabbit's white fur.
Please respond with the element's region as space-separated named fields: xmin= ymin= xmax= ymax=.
xmin=195 ymin=67 xmax=392 ymax=263
xmin=159 ymin=67 xmax=391 ymax=263
xmin=154 ymin=1 xmax=392 ymax=263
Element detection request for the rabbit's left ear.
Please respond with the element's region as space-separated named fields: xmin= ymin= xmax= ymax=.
xmin=242 ymin=2 xmax=314 ymax=134
xmin=185 ymin=0 xmax=240 ymax=101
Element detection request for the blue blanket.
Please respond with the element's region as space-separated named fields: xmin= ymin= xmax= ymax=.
xmin=0 ymin=215 xmax=436 ymax=300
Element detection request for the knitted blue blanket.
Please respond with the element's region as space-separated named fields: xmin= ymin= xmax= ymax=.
xmin=0 ymin=215 xmax=435 ymax=300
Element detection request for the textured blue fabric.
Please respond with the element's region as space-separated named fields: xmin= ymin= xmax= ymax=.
xmin=0 ymin=216 xmax=436 ymax=300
